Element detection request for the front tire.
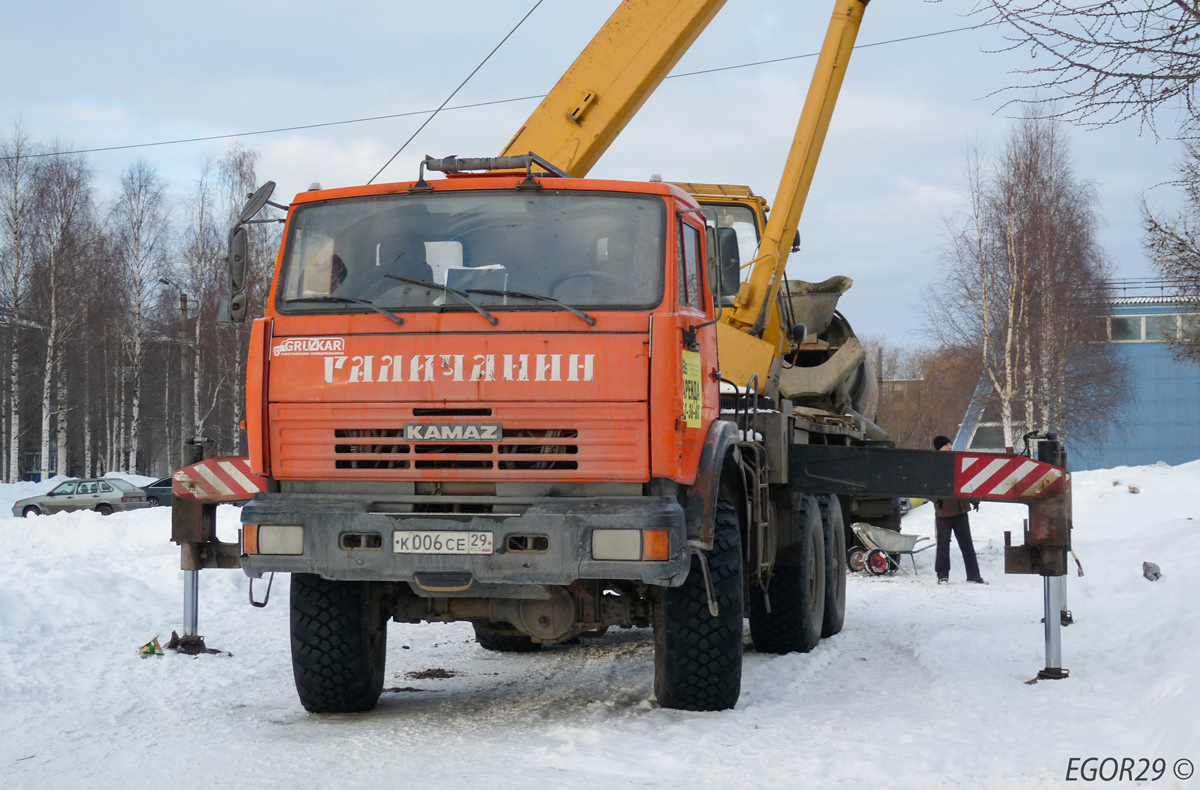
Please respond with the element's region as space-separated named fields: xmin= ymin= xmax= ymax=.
xmin=749 ymin=493 xmax=825 ymax=654
xmin=654 ymin=498 xmax=743 ymax=711
xmin=22 ymin=506 xmax=40 ymax=518
xmin=290 ymin=574 xmax=387 ymax=713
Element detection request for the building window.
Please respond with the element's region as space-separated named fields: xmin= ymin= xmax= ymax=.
xmin=1182 ymin=313 xmax=1200 ymax=340
xmin=1110 ymin=316 xmax=1142 ymax=341
xmin=1146 ymin=315 xmax=1179 ymax=341
xmin=1108 ymin=314 xmax=1197 ymax=342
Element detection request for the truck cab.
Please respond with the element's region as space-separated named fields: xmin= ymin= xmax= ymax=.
xmin=238 ymin=160 xmax=745 ymax=712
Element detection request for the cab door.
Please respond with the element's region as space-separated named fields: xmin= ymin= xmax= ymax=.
xmin=650 ymin=211 xmax=719 ymax=482
xmin=677 ymin=215 xmax=719 ymax=472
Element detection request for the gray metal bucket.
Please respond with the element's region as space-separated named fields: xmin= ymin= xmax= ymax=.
xmin=784 ymin=276 xmax=853 ymax=336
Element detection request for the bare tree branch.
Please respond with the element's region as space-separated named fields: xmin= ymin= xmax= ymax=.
xmin=977 ymin=0 xmax=1200 ymax=135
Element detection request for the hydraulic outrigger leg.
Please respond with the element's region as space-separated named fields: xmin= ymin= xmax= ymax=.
xmin=168 ymin=444 xmax=266 ymax=654
xmin=788 ymin=436 xmax=1073 ymax=680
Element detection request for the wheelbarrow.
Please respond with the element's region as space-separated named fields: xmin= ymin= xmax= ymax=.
xmin=848 ymin=522 xmax=933 ymax=575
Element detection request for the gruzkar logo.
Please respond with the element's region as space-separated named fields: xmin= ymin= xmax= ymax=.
xmin=321 ymin=353 xmax=596 ymax=384
xmin=404 ymin=423 xmax=502 ymax=442
xmin=273 ymin=337 xmax=345 ymax=357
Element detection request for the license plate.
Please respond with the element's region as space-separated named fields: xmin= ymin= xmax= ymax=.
xmin=393 ymin=530 xmax=493 ymax=555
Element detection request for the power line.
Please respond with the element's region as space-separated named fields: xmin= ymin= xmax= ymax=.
xmin=367 ymin=0 xmax=545 ymax=184
xmin=667 ymin=20 xmax=1004 ymax=79
xmin=2 ymin=17 xmax=1005 ymax=163
xmin=1 ymin=95 xmax=549 ymax=161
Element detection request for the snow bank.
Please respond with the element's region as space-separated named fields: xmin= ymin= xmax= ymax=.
xmin=0 ymin=463 xmax=1195 ymax=789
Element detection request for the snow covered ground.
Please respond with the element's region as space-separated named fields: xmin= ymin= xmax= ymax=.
xmin=1 ymin=463 xmax=1196 ymax=789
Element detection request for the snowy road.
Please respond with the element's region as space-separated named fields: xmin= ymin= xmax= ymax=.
xmin=1 ymin=463 xmax=1197 ymax=789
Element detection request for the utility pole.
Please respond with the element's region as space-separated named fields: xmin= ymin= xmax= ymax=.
xmin=159 ymin=278 xmax=196 ymax=465
xmin=178 ymin=292 xmax=193 ymax=466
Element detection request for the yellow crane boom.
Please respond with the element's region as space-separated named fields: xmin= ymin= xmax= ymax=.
xmin=502 ymin=0 xmax=870 ymax=390
xmin=725 ymin=0 xmax=866 ymax=335
xmin=717 ymin=0 xmax=868 ymax=389
xmin=498 ymin=0 xmax=726 ymax=177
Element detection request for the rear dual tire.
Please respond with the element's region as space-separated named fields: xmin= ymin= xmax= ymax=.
xmin=818 ymin=494 xmax=847 ymax=638
xmin=749 ymin=494 xmax=825 ymax=654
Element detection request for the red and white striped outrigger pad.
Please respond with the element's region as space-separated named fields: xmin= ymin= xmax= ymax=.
xmin=952 ymin=453 xmax=1067 ymax=502
xmin=172 ymin=456 xmax=267 ymax=503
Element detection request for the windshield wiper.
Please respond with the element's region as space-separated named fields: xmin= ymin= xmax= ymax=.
xmin=465 ymin=288 xmax=596 ymax=326
xmin=383 ymin=273 xmax=498 ymax=326
xmin=286 ymin=296 xmax=405 ymax=327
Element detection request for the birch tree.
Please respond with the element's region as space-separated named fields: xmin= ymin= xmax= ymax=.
xmin=111 ymin=158 xmax=169 ymax=473
xmin=32 ymin=148 xmax=94 ymax=478
xmin=931 ymin=146 xmax=1027 ymax=450
xmin=930 ymin=113 xmax=1125 ymax=449
xmin=177 ymin=162 xmax=223 ymax=444
xmin=0 ymin=123 xmax=39 ymax=481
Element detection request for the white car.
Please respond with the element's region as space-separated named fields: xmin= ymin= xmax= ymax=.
xmin=13 ymin=478 xmax=152 ymax=517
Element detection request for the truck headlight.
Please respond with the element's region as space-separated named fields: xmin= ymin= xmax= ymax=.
xmin=591 ymin=529 xmax=669 ymax=561
xmin=243 ymin=524 xmax=304 ymax=555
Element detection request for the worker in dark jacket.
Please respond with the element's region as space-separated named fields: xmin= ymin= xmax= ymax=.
xmin=932 ymin=435 xmax=985 ymax=584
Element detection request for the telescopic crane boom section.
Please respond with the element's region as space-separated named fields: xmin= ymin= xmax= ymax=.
xmin=500 ymin=0 xmax=869 ymax=392
xmin=726 ymin=0 xmax=867 ymax=336
xmin=498 ymin=0 xmax=727 ymax=177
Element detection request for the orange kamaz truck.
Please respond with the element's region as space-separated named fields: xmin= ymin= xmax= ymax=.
xmin=174 ymin=0 xmax=1074 ymax=713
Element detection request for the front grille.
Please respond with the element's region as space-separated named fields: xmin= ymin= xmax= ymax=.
xmin=334 ymin=428 xmax=411 ymax=469
xmin=272 ymin=403 xmax=643 ymax=481
xmin=335 ymin=427 xmax=580 ymax=470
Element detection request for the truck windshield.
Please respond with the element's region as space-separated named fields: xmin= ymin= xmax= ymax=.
xmin=278 ymin=190 xmax=666 ymax=313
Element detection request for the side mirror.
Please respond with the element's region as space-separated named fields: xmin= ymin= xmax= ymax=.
xmin=221 ymin=226 xmax=248 ymax=324
xmin=228 ymin=226 xmax=247 ymax=292
xmin=239 ymin=181 xmax=276 ymax=224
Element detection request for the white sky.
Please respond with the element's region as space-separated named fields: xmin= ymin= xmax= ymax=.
xmin=1 ymin=0 xmax=1186 ymax=342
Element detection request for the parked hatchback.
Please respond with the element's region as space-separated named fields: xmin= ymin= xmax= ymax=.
xmin=13 ymin=478 xmax=151 ymax=517
xmin=141 ymin=477 xmax=173 ymax=507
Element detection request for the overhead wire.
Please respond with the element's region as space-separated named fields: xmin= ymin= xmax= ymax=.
xmin=366 ymin=0 xmax=545 ymax=183
xmin=2 ymin=17 xmax=1007 ymax=163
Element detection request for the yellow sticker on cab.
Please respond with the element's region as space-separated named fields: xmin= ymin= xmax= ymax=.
xmin=681 ymin=350 xmax=702 ymax=429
